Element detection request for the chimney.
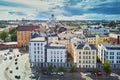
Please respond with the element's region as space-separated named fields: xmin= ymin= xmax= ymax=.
xmin=117 ymin=36 xmax=120 ymax=44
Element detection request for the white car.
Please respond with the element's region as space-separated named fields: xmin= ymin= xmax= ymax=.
xmin=51 ymin=72 xmax=57 ymax=75
xmin=58 ymin=72 xmax=64 ymax=76
xmin=110 ymin=73 xmax=119 ymax=77
xmin=84 ymin=72 xmax=91 ymax=76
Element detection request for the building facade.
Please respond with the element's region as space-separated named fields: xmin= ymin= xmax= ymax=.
xmin=72 ymin=42 xmax=97 ymax=68
xmin=29 ymin=37 xmax=75 ymax=68
xmin=109 ymin=33 xmax=120 ymax=44
xmin=98 ymin=42 xmax=120 ymax=69
xmin=17 ymin=25 xmax=39 ymax=47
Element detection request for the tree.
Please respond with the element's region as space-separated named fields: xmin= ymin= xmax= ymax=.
xmin=11 ymin=32 xmax=17 ymax=41
xmin=77 ymin=26 xmax=82 ymax=29
xmin=0 ymin=31 xmax=9 ymax=42
xmin=5 ymin=37 xmax=11 ymax=42
xmin=8 ymin=28 xmax=17 ymax=41
xmin=103 ymin=60 xmax=112 ymax=77
xmin=9 ymin=28 xmax=17 ymax=34
xmin=48 ymin=65 xmax=54 ymax=72
xmin=0 ymin=24 xmax=6 ymax=28
xmin=58 ymin=66 xmax=65 ymax=72
xmin=69 ymin=65 xmax=76 ymax=75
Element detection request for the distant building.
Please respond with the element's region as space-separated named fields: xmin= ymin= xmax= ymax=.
xmin=109 ymin=33 xmax=120 ymax=44
xmin=48 ymin=14 xmax=57 ymax=28
xmin=87 ymin=25 xmax=109 ymax=35
xmin=17 ymin=25 xmax=39 ymax=47
xmin=84 ymin=34 xmax=96 ymax=44
xmin=0 ymin=42 xmax=18 ymax=50
xmin=98 ymin=42 xmax=120 ymax=69
xmin=84 ymin=34 xmax=109 ymax=48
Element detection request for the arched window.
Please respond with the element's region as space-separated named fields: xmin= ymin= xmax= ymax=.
xmin=84 ymin=46 xmax=90 ymax=50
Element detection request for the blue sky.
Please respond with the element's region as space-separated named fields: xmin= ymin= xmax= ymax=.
xmin=0 ymin=0 xmax=120 ymax=20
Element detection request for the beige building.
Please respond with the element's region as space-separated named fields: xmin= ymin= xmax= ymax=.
xmin=72 ymin=42 xmax=97 ymax=68
xmin=84 ymin=34 xmax=96 ymax=44
xmin=95 ymin=35 xmax=109 ymax=48
xmin=84 ymin=34 xmax=109 ymax=48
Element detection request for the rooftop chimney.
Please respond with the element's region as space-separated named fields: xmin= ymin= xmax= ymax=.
xmin=117 ymin=36 xmax=120 ymax=44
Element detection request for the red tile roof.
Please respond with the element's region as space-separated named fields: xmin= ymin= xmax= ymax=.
xmin=17 ymin=25 xmax=39 ymax=31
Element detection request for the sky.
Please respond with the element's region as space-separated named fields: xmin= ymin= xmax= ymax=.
xmin=0 ymin=0 xmax=120 ymax=20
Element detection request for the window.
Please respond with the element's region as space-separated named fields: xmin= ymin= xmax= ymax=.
xmin=34 ymin=43 xmax=36 ymax=46
xmin=54 ymin=59 xmax=56 ymax=62
xmin=38 ymin=51 xmax=39 ymax=54
xmin=83 ymin=52 xmax=85 ymax=54
xmin=83 ymin=56 xmax=85 ymax=59
xmin=57 ymin=59 xmax=59 ymax=62
xmin=38 ymin=47 xmax=39 ymax=49
xmin=79 ymin=56 xmax=81 ymax=59
xmin=61 ymin=59 xmax=62 ymax=62
xmin=93 ymin=51 xmax=94 ymax=55
xmin=92 ymin=56 xmax=94 ymax=59
xmin=79 ymin=52 xmax=81 ymax=54
xmin=41 ymin=59 xmax=43 ymax=62
xmin=110 ymin=52 xmax=114 ymax=55
xmin=41 ymin=43 xmax=43 ymax=46
xmin=57 ymin=51 xmax=59 ymax=54
xmin=86 ymin=52 xmax=88 ymax=55
xmin=34 ymin=51 xmax=36 ymax=54
xmin=38 ymin=43 xmax=39 ymax=45
xmin=51 ymin=59 xmax=53 ymax=62
xmin=84 ymin=46 xmax=90 ymax=50
xmin=79 ymin=60 xmax=81 ymax=63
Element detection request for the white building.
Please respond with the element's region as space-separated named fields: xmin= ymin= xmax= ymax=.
xmin=98 ymin=42 xmax=120 ymax=69
xmin=29 ymin=37 xmax=47 ymax=67
xmin=29 ymin=37 xmax=71 ymax=68
xmin=46 ymin=43 xmax=67 ymax=67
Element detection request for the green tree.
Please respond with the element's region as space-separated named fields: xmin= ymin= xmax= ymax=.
xmin=0 ymin=31 xmax=9 ymax=42
xmin=103 ymin=60 xmax=112 ymax=77
xmin=58 ymin=66 xmax=65 ymax=72
xmin=11 ymin=32 xmax=17 ymax=41
xmin=77 ymin=26 xmax=82 ymax=29
xmin=0 ymin=24 xmax=6 ymax=28
xmin=70 ymin=65 xmax=76 ymax=75
xmin=48 ymin=65 xmax=54 ymax=72
xmin=9 ymin=28 xmax=17 ymax=34
xmin=5 ymin=37 xmax=11 ymax=42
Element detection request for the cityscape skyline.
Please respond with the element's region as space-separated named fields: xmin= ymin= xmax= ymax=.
xmin=0 ymin=0 xmax=120 ymax=20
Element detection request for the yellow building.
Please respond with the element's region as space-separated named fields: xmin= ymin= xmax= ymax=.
xmin=95 ymin=35 xmax=109 ymax=48
xmin=84 ymin=34 xmax=109 ymax=48
xmin=17 ymin=25 xmax=39 ymax=47
xmin=84 ymin=34 xmax=96 ymax=44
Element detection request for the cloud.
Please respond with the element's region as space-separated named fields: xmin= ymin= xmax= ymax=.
xmin=8 ymin=12 xmax=26 ymax=16
xmin=0 ymin=0 xmax=31 ymax=8
xmin=0 ymin=0 xmax=120 ymax=20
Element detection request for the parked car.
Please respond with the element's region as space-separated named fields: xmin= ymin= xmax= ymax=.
xmin=84 ymin=72 xmax=91 ymax=76
xmin=51 ymin=72 xmax=57 ymax=75
xmin=58 ymin=72 xmax=64 ymax=76
xmin=110 ymin=73 xmax=119 ymax=77
xmin=97 ymin=71 xmax=102 ymax=76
